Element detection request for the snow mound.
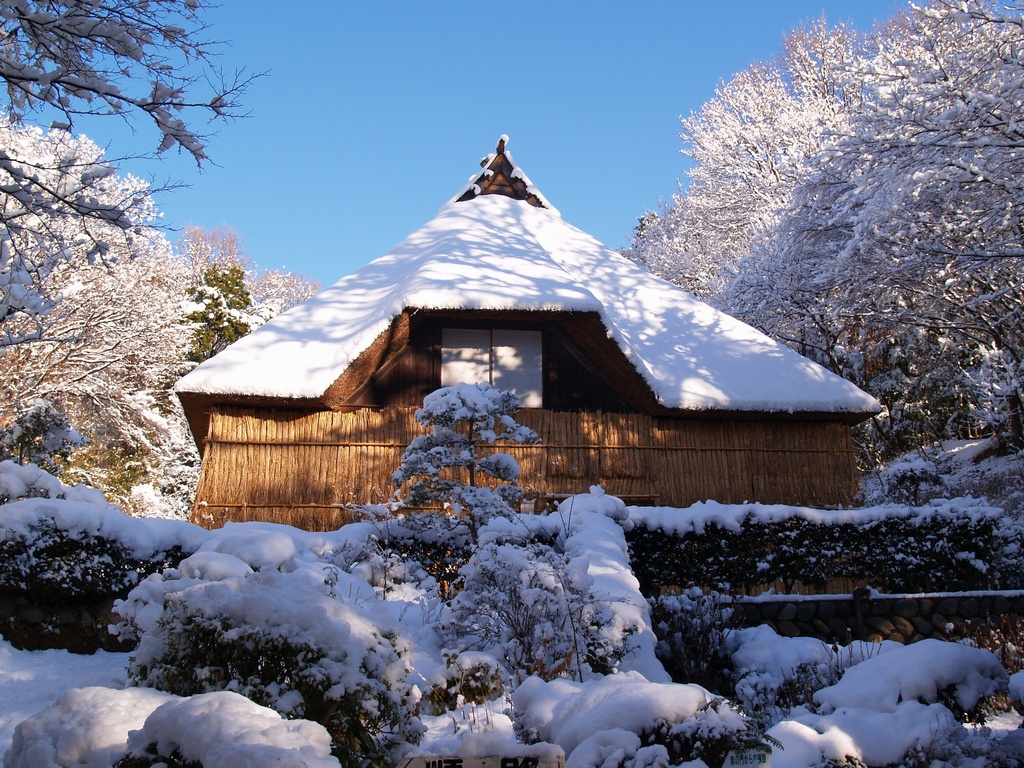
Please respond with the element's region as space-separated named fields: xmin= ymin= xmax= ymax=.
xmin=5 ymin=686 xmax=175 ymax=768
xmin=813 ymin=637 xmax=1006 ymax=714
xmin=124 ymin=690 xmax=340 ymax=768
xmin=513 ymin=672 xmax=715 ymax=756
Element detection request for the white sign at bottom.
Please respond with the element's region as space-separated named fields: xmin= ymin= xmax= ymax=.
xmin=397 ymin=755 xmax=565 ymax=768
xmin=723 ymin=749 xmax=772 ymax=767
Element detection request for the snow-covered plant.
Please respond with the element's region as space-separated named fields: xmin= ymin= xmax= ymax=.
xmin=128 ymin=570 xmax=423 ymax=768
xmin=640 ymin=698 xmax=779 ymax=768
xmin=334 ymin=508 xmax=474 ymax=600
xmin=0 ymin=516 xmax=192 ymax=602
xmin=422 ymin=651 xmax=505 ymax=715
xmin=185 ymin=262 xmax=268 ymax=363
xmin=513 ymin=674 xmax=759 ymax=768
xmin=393 ymin=382 xmax=540 ymax=540
xmin=443 ymin=540 xmax=630 ymax=682
xmin=628 ymin=500 xmax=1022 ymax=594
xmin=878 ymin=456 xmax=943 ymax=506
xmin=0 ymin=399 xmax=87 ymax=476
xmin=956 ymin=614 xmax=1024 ymax=678
xmin=248 ymin=267 xmax=320 ymax=317
xmin=648 ymin=587 xmax=734 ymax=690
xmin=0 ymin=460 xmax=77 ymax=503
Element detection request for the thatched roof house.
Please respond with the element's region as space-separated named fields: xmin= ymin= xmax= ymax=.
xmin=176 ymin=137 xmax=879 ymax=530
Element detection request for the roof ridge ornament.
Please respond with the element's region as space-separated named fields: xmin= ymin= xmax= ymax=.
xmin=453 ymin=135 xmax=551 ymax=209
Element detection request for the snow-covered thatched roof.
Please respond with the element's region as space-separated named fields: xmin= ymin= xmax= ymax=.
xmin=176 ymin=141 xmax=879 ymax=417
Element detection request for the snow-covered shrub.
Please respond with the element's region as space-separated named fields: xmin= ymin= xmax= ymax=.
xmin=114 ymin=691 xmax=341 ymax=768
xmin=127 ymin=569 xmax=423 ymax=768
xmin=512 ymin=673 xmax=765 ymax=768
xmin=422 ymin=651 xmax=505 ymax=715
xmin=638 ymin=698 xmax=779 ymax=768
xmin=5 ymin=685 xmax=341 ymax=768
xmin=0 ymin=459 xmax=109 ymax=504
xmin=0 ymin=504 xmax=194 ymax=602
xmin=867 ymin=438 xmax=1024 ymax=517
xmin=443 ymin=539 xmax=630 ymax=682
xmin=878 ymin=456 xmax=943 ymax=505
xmin=956 ymin=614 xmax=1024 ymax=679
xmin=336 ymin=508 xmax=473 ymax=600
xmin=4 ymin=686 xmax=177 ymax=768
xmin=393 ymin=383 xmax=540 ymax=540
xmin=648 ymin=587 xmax=733 ymax=690
xmin=628 ymin=499 xmax=1021 ymax=593
xmin=0 ymin=399 xmax=87 ymax=476
xmin=814 ymin=638 xmax=1007 ymax=725
xmin=725 ymin=626 xmax=887 ymax=727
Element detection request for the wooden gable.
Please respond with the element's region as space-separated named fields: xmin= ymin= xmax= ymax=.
xmin=321 ymin=308 xmax=660 ymax=413
xmin=455 ymin=136 xmax=548 ymax=208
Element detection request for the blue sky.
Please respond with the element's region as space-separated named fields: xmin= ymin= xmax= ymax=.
xmin=95 ymin=1 xmax=902 ymax=288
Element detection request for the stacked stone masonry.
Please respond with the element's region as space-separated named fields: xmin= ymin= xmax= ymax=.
xmin=735 ymin=591 xmax=1024 ymax=643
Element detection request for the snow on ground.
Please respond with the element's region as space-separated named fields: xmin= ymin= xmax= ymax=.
xmin=0 ymin=640 xmax=129 ymax=762
xmin=3 ymin=485 xmax=1024 ymax=766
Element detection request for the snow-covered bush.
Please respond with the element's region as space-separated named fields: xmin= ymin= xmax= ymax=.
xmin=814 ymin=638 xmax=1007 ymax=725
xmin=443 ymin=539 xmax=630 ymax=682
xmin=113 ymin=691 xmax=341 ymax=768
xmin=648 ymin=587 xmax=733 ymax=689
xmin=0 ymin=460 xmax=109 ymax=505
xmin=639 ymin=698 xmax=779 ymax=768
xmin=877 ymin=456 xmax=943 ymax=506
xmin=726 ymin=626 xmax=889 ymax=727
xmin=422 ymin=651 xmax=505 ymax=715
xmin=0 ymin=518 xmax=190 ymax=603
xmin=126 ymin=568 xmax=423 ymax=768
xmin=393 ymin=383 xmax=540 ymax=540
xmin=865 ymin=438 xmax=1024 ymax=517
xmin=0 ymin=400 xmax=87 ymax=477
xmin=335 ymin=508 xmax=473 ymax=600
xmin=512 ymin=673 xmax=766 ymax=768
xmin=5 ymin=686 xmax=177 ymax=768
xmin=0 ymin=498 xmax=197 ymax=602
xmin=722 ymin=628 xmax=1020 ymax=766
xmin=628 ymin=499 xmax=1023 ymax=593
xmin=4 ymin=686 xmax=341 ymax=768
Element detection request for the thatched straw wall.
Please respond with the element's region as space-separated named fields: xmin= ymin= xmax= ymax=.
xmin=191 ymin=405 xmax=860 ymax=530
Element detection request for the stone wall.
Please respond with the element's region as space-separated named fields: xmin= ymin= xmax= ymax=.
xmin=734 ymin=590 xmax=1024 ymax=643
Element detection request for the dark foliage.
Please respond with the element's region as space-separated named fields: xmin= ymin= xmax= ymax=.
xmin=627 ymin=508 xmax=1022 ymax=595
xmin=0 ymin=518 xmax=191 ymax=602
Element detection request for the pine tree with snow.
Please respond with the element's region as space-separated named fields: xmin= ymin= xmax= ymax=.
xmin=0 ymin=400 xmax=87 ymax=476
xmin=393 ymin=383 xmax=540 ymax=539
xmin=185 ymin=263 xmax=267 ymax=364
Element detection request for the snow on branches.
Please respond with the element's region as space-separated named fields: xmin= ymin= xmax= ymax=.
xmin=0 ymin=0 xmax=254 ymax=163
xmin=629 ymin=1 xmax=1024 ymax=455
xmin=393 ymin=383 xmax=540 ymax=539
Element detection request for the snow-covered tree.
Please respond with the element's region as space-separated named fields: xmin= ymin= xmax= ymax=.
xmin=632 ymin=2 xmax=1024 ymax=457
xmin=184 ymin=261 xmax=267 ymax=364
xmin=762 ymin=0 xmax=1024 ymax=451
xmin=0 ymin=0 xmax=253 ymax=357
xmin=626 ymin=19 xmax=861 ymax=300
xmin=0 ymin=398 xmax=86 ymax=475
xmin=0 ymin=0 xmax=252 ymax=165
xmin=0 ymin=124 xmax=203 ymax=513
xmin=393 ymin=383 xmax=540 ymax=540
xmin=178 ymin=225 xmax=318 ymax=361
xmin=0 ymin=120 xmax=164 ymax=348
xmin=249 ymin=267 xmax=319 ymax=316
